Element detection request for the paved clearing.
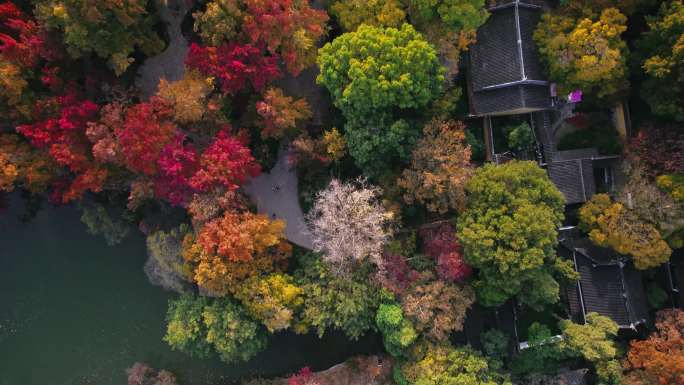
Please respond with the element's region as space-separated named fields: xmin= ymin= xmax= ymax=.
xmin=243 ymin=143 xmax=314 ymax=250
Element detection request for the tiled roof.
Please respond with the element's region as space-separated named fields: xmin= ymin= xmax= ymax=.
xmin=547 ymin=158 xmax=596 ymax=205
xmin=553 ymin=369 xmax=589 ymax=385
xmin=467 ymin=1 xmax=551 ymax=116
xmin=561 ymin=238 xmax=649 ymax=328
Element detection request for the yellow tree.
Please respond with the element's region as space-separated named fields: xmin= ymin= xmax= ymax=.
xmin=157 ymin=71 xmax=213 ymax=124
xmin=234 ymin=273 xmax=305 ymax=332
xmin=398 ymin=119 xmax=473 ymax=214
xmin=579 ymin=194 xmax=671 ymax=269
xmin=534 ymin=8 xmax=629 ymax=97
xmin=182 ymin=211 xmax=292 ymax=296
xmin=329 ymin=0 xmax=406 ymax=32
xmin=256 ymin=88 xmax=312 ymax=139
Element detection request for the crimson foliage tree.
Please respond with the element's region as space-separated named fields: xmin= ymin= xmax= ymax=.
xmin=185 ymin=42 xmax=281 ymax=95
xmin=16 ymin=91 xmax=107 ymax=202
xmin=190 ymin=129 xmax=261 ymax=193
xmin=420 ymin=222 xmax=471 ymax=283
xmin=629 ymin=124 xmax=684 ymax=177
xmin=154 ymin=136 xmax=198 ymax=207
xmin=115 ymin=98 xmax=177 ymax=176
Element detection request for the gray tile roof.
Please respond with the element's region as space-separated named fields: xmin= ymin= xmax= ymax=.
xmin=551 ymin=369 xmax=589 ymax=385
xmin=561 ymin=238 xmax=650 ymax=329
xmin=547 ymin=157 xmax=597 ymax=205
xmin=467 ymin=1 xmax=551 ymax=116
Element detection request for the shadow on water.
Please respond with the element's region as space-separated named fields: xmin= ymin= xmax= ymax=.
xmin=0 ymin=193 xmax=382 ymax=385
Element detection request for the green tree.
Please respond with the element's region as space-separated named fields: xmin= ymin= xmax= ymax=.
xmin=34 ymin=0 xmax=165 ymax=75
xmin=457 ymin=161 xmax=576 ymax=310
xmin=164 ymin=295 xmax=213 ymax=359
xmin=559 ymin=313 xmax=623 ymax=385
xmin=164 ymin=295 xmax=267 ymax=363
xmin=79 ymin=200 xmax=130 ymax=246
xmin=511 ymin=323 xmax=566 ymax=377
xmin=481 ymin=329 xmax=509 ymax=371
xmin=534 ymin=8 xmax=629 ymax=98
xmin=317 ymin=23 xmax=444 ymax=119
xmin=405 ymin=0 xmax=489 ymax=32
xmin=637 ymin=0 xmax=684 ymax=122
xmin=375 ymin=302 xmax=418 ymax=358
xmin=316 ymin=23 xmax=444 ymax=176
xmin=344 ymin=118 xmax=420 ymax=178
xmin=397 ymin=341 xmax=513 ymax=385
xmin=202 ymin=298 xmax=267 ymax=363
xmin=330 ymin=0 xmax=406 ymax=31
xmin=295 ymin=253 xmax=381 ymax=340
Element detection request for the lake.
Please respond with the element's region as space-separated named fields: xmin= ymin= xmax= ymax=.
xmin=0 ymin=194 xmax=381 ymax=385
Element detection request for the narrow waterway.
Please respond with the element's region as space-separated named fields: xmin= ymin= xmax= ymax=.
xmin=0 ymin=194 xmax=381 ymax=385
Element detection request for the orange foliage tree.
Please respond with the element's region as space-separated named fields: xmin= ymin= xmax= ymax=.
xmin=623 ymin=309 xmax=684 ymax=385
xmin=0 ymin=134 xmax=56 ymax=193
xmin=256 ymin=87 xmax=312 ymax=139
xmin=398 ymin=119 xmax=473 ymax=214
xmin=183 ymin=211 xmax=292 ymax=295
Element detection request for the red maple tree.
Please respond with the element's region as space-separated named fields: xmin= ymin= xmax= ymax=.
xmin=190 ymin=128 xmax=260 ymax=192
xmin=115 ymin=97 xmax=178 ymax=176
xmin=185 ymin=42 xmax=281 ymax=95
xmin=241 ymin=0 xmax=328 ymax=76
xmin=154 ymin=135 xmax=198 ymax=207
xmin=17 ymin=91 xmax=105 ymax=202
xmin=420 ymin=222 xmax=471 ymax=282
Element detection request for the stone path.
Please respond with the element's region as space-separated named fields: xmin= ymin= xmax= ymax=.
xmin=135 ymin=0 xmax=189 ymax=98
xmin=135 ymin=0 xmax=315 ymax=249
xmin=243 ymin=143 xmax=314 ymax=250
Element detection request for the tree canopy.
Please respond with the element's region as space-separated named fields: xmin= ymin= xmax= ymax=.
xmin=638 ymin=0 xmax=684 ymax=121
xmin=398 ymin=119 xmax=473 ymax=214
xmin=397 ymin=341 xmax=513 ymax=385
xmin=534 ymin=8 xmax=629 ymax=97
xmin=164 ymin=294 xmax=267 ymax=364
xmin=330 ymin=0 xmax=406 ymax=31
xmin=316 ymin=23 xmax=445 ymax=175
xmin=457 ymin=161 xmax=576 ymax=310
xmin=579 ymin=193 xmax=672 ymax=270
xmin=623 ymin=309 xmax=684 ymax=385
xmin=34 ymin=0 xmax=164 ymax=74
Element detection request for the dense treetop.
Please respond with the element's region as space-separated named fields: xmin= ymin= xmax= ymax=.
xmin=457 ymin=161 xmax=576 ymax=309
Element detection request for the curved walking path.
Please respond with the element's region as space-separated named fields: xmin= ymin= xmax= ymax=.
xmin=135 ymin=0 xmax=315 ymax=249
xmin=136 ymin=0 xmax=189 ymax=98
xmin=243 ymin=143 xmax=314 ymax=250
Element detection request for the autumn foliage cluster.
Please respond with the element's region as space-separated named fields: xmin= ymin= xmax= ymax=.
xmin=2 ymin=0 xmax=684 ymax=384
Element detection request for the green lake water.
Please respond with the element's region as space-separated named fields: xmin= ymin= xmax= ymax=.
xmin=0 ymin=195 xmax=381 ymax=385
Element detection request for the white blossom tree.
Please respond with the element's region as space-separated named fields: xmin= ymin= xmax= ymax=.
xmin=306 ymin=178 xmax=393 ymax=274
